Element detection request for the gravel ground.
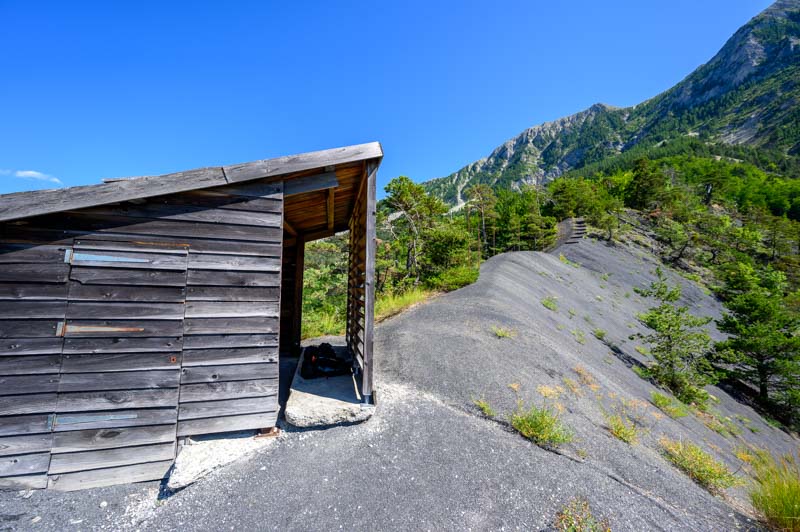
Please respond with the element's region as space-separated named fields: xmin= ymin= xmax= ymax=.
xmin=1 ymin=233 xmax=796 ymax=531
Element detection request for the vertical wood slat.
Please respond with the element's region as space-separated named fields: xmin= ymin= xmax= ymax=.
xmin=362 ymin=163 xmax=377 ymax=400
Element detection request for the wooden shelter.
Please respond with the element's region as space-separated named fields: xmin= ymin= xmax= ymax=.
xmin=0 ymin=142 xmax=381 ymax=491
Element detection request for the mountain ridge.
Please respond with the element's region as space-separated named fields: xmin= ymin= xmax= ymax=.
xmin=424 ymin=0 xmax=800 ymax=206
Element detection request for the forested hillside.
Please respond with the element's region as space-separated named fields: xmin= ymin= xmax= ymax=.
xmin=424 ymin=0 xmax=800 ymax=206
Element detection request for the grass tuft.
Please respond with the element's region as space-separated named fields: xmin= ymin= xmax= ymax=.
xmin=592 ymin=328 xmax=607 ymax=341
xmin=660 ymin=437 xmax=743 ymax=494
xmin=473 ymin=397 xmax=496 ymax=418
xmin=750 ymin=452 xmax=800 ymax=531
xmin=491 ymin=325 xmax=517 ymax=339
xmin=542 ymin=296 xmax=558 ymax=311
xmin=375 ymin=288 xmax=433 ymax=322
xmin=554 ymin=497 xmax=610 ymax=532
xmin=571 ymin=329 xmax=587 ymax=345
xmin=605 ymin=413 xmax=638 ymax=444
xmin=511 ymin=403 xmax=574 ymax=448
xmin=650 ymin=391 xmax=689 ymax=419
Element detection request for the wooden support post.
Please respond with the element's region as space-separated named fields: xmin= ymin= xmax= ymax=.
xmin=327 ymin=188 xmax=335 ymax=231
xmin=283 ymin=220 xmax=297 ymax=237
xmin=362 ymin=163 xmax=377 ymax=403
xmin=292 ymin=236 xmax=305 ymax=352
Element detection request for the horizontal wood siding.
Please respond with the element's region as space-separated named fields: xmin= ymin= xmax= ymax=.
xmin=178 ymin=182 xmax=282 ymax=437
xmin=0 ymin=241 xmax=68 ymax=489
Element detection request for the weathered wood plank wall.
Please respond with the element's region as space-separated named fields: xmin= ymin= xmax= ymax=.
xmin=0 ymin=180 xmax=283 ymax=490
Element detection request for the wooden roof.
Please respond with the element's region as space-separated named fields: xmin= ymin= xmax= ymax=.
xmin=0 ymin=142 xmax=382 ymax=224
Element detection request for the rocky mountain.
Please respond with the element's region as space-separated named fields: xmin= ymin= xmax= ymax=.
xmin=425 ymin=0 xmax=800 ymax=206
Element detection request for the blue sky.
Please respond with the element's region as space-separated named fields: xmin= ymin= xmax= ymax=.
xmin=0 ymin=0 xmax=773 ymax=197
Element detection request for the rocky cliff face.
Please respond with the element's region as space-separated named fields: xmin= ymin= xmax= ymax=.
xmin=425 ymin=0 xmax=800 ymax=206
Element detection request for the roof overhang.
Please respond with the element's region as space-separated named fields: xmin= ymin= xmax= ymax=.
xmin=0 ymin=142 xmax=383 ymax=223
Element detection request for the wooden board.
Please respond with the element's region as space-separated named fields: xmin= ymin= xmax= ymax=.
xmin=178 ymin=379 xmax=277 ymax=402
xmin=180 ymin=363 xmax=278 ymax=384
xmin=49 ymin=442 xmax=175 ymax=475
xmin=56 ymin=389 xmax=179 ymax=412
xmin=63 ymin=337 xmax=183 ymax=354
xmin=184 ymin=302 xmax=279 ymax=318
xmin=177 ymin=412 xmax=277 ymax=437
xmin=48 ymin=459 xmax=173 ymax=491
xmin=53 ymin=409 xmax=177 ymax=432
xmin=0 ymin=452 xmax=51 ymax=476
xmin=0 ymin=433 xmax=53 ymax=457
xmin=52 ymin=425 xmax=176 ymax=453
xmin=181 ymin=347 xmax=277 ymax=366
xmin=58 ymin=370 xmax=180 ymax=392
xmin=183 ymin=318 xmax=277 ymax=335
xmin=61 ymin=353 xmax=181 ymax=373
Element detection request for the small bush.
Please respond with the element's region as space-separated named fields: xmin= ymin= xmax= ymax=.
xmin=559 ymin=253 xmax=580 ymax=268
xmin=660 ymin=437 xmax=742 ymax=494
xmin=568 ymin=308 xmax=577 ymax=319
xmin=574 ymin=366 xmax=599 ymax=391
xmin=511 ymin=403 xmax=573 ymax=448
xmin=542 ymin=296 xmax=558 ymax=311
xmin=554 ymin=497 xmax=610 ymax=532
xmin=426 ymin=265 xmax=479 ymax=292
xmin=650 ymin=391 xmax=689 ymax=418
xmin=631 ymin=365 xmax=649 ymax=379
xmin=605 ymin=413 xmax=638 ymax=444
xmin=592 ymin=328 xmax=607 ymax=341
xmin=750 ymin=452 xmax=800 ymax=531
xmin=694 ymin=408 xmax=741 ymax=438
xmin=571 ymin=329 xmax=587 ymax=345
xmin=634 ymin=345 xmax=650 ymax=356
xmin=491 ymin=325 xmax=517 ymax=339
xmin=473 ymin=397 xmax=496 ymax=418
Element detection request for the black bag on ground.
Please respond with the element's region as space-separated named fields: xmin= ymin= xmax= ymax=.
xmin=300 ymin=343 xmax=351 ymax=379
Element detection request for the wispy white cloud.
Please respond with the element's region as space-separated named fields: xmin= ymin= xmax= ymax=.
xmin=0 ymin=169 xmax=63 ymax=186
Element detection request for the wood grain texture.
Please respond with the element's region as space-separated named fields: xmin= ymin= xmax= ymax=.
xmin=184 ymin=302 xmax=279 ymax=318
xmin=178 ymin=379 xmax=277 ymax=402
xmin=187 ymin=269 xmax=280 ymax=287
xmin=0 ymin=166 xmax=226 ymax=222
xmin=0 ymin=263 xmax=69 ymax=283
xmin=181 ymin=347 xmax=277 ymax=366
xmin=0 ymin=374 xmax=60 ymax=395
xmin=179 ymin=396 xmax=275 ymax=420
xmin=68 ymin=249 xmax=189 ymax=270
xmin=74 ymin=203 xmax=281 ymax=228
xmin=69 ymin=266 xmax=187 ymax=287
xmin=222 ymin=142 xmax=382 ymax=182
xmin=58 ymin=370 xmax=180 ymax=392
xmin=63 ymin=320 xmax=184 ymax=337
xmin=0 ymin=474 xmax=48 ymax=490
xmin=0 ymin=320 xmax=61 ymax=338
xmin=183 ymin=317 xmax=277 ymax=335
xmin=48 ymin=442 xmax=175 ymax=475
xmin=0 ymin=433 xmax=52 ymax=457
xmin=0 ymin=244 xmax=67 ymax=263
xmin=63 ymin=337 xmax=183 ymax=354
xmin=182 ymin=334 xmax=277 ymax=349
xmin=0 ymin=283 xmax=68 ymax=301
xmin=0 ymin=355 xmax=61 ymax=375
xmin=0 ymin=393 xmax=57 ymax=416
xmin=177 ymin=411 xmax=277 ymax=436
xmin=0 ymin=452 xmax=50 ymax=476
xmin=67 ymin=284 xmax=186 ymax=303
xmin=0 ymin=414 xmax=51 ymax=437
xmin=185 ymin=286 xmax=279 ymax=302
xmin=56 ymin=389 xmax=179 ymax=412
xmin=61 ymin=353 xmax=181 ymax=373
xmin=48 ymin=459 xmax=173 ymax=491
xmin=188 ymin=254 xmax=280 ymax=272
xmin=180 ymin=363 xmax=277 ymax=384
xmin=0 ymin=338 xmax=64 ymax=356
xmin=0 ymin=301 xmax=67 ymax=319
xmin=53 ymin=408 xmax=177 ymax=432
xmin=52 ymin=424 xmax=175 ymax=453
xmin=66 ymin=302 xmax=185 ymax=320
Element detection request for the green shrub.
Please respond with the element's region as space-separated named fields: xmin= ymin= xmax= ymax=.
xmin=571 ymin=329 xmax=586 ymax=345
xmin=660 ymin=437 xmax=743 ymax=494
xmin=511 ymin=403 xmax=573 ymax=448
xmin=750 ymin=452 xmax=800 ymax=531
xmin=632 ymin=365 xmax=649 ymax=379
xmin=554 ymin=497 xmax=610 ymax=532
xmin=473 ymin=398 xmax=496 ymax=418
xmin=592 ymin=328 xmax=607 ymax=341
xmin=542 ymin=296 xmax=558 ymax=311
xmin=491 ymin=326 xmax=516 ymax=339
xmin=375 ymin=288 xmax=432 ymax=322
xmin=650 ymin=391 xmax=688 ymax=418
xmin=426 ymin=265 xmax=479 ymax=292
xmin=605 ymin=413 xmax=638 ymax=444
